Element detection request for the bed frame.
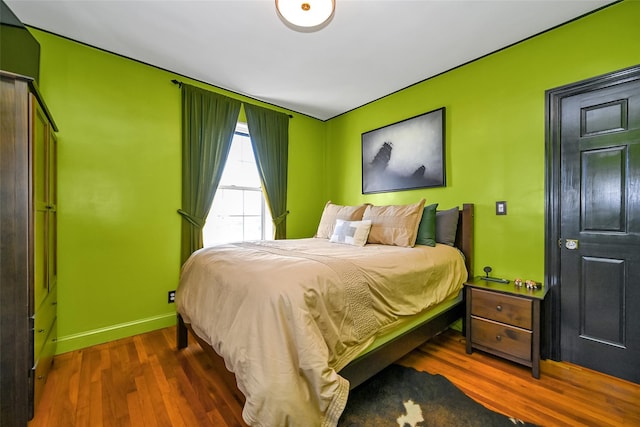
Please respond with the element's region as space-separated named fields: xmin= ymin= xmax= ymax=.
xmin=176 ymin=203 xmax=473 ymax=399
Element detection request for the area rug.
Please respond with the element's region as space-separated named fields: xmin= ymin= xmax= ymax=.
xmin=338 ymin=364 xmax=536 ymax=427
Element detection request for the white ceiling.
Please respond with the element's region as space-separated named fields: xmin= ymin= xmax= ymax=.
xmin=6 ymin=0 xmax=616 ymax=121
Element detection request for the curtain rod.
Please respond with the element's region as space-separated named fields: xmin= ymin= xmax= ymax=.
xmin=171 ymin=79 xmax=293 ymax=118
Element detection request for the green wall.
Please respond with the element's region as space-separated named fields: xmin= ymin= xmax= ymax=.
xmin=31 ymin=0 xmax=639 ymax=354
xmin=32 ymin=29 xmax=327 ymax=354
xmin=325 ymin=0 xmax=640 ymax=282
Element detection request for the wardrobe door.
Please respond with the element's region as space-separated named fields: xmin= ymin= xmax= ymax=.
xmin=0 ymin=72 xmax=32 ymax=427
xmin=1 ymin=71 xmax=58 ymax=426
xmin=30 ymin=95 xmax=58 ymax=414
xmin=47 ymin=130 xmax=57 ymax=292
xmin=32 ymin=100 xmax=49 ymax=311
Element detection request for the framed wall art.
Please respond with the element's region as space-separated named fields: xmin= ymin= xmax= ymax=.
xmin=362 ymin=107 xmax=445 ymax=194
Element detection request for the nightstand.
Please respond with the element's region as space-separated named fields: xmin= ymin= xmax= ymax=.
xmin=464 ymin=277 xmax=549 ymax=378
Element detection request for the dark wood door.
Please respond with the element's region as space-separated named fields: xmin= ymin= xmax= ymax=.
xmin=559 ymin=73 xmax=640 ymax=383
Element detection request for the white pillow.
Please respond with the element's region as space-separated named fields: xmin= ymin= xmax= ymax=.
xmin=329 ymin=219 xmax=372 ymax=247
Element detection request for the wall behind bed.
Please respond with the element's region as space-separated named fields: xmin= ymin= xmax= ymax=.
xmin=324 ymin=1 xmax=640 ymax=283
xmin=31 ymin=29 xmax=328 ymax=354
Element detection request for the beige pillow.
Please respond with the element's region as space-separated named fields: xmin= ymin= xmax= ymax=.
xmin=363 ymin=199 xmax=426 ymax=247
xmin=315 ymin=201 xmax=369 ymax=239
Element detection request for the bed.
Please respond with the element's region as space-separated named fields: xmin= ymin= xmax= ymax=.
xmin=176 ymin=202 xmax=474 ymax=427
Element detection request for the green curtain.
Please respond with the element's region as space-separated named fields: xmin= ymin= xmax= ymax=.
xmin=244 ymin=103 xmax=290 ymax=240
xmin=178 ymin=84 xmax=241 ymax=264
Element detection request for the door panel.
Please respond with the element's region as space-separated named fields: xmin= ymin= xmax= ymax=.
xmin=581 ymin=99 xmax=628 ymax=136
xmin=559 ymin=76 xmax=640 ymax=383
xmin=581 ymin=146 xmax=625 ymax=231
xmin=581 ymin=256 xmax=624 ymax=346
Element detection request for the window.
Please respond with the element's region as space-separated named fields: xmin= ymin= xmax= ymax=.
xmin=202 ymin=123 xmax=273 ymax=246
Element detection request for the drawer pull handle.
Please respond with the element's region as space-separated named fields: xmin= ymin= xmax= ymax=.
xmin=496 ymin=305 xmax=503 ymax=312
xmin=37 ymin=375 xmax=44 ymax=380
xmin=38 ymin=329 xmax=45 ymax=333
xmin=496 ymin=335 xmax=502 ymax=342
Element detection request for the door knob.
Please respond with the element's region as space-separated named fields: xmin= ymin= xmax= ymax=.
xmin=565 ymin=239 xmax=579 ymax=250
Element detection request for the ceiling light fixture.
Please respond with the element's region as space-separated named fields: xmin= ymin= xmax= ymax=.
xmin=276 ymin=0 xmax=335 ymax=31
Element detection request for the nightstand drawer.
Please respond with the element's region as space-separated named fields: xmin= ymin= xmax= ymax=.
xmin=471 ymin=288 xmax=532 ymax=329
xmin=471 ymin=317 xmax=532 ymax=361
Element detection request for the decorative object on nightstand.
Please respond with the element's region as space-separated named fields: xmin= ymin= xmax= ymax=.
xmin=480 ymin=266 xmax=510 ymax=283
xmin=464 ymin=277 xmax=549 ymax=378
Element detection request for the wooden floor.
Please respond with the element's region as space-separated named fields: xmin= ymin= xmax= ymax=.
xmin=29 ymin=327 xmax=640 ymax=427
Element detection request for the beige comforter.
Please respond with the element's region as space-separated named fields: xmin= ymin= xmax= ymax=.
xmin=176 ymin=238 xmax=467 ymax=427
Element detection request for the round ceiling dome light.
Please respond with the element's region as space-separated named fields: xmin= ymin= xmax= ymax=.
xmin=276 ymin=0 xmax=335 ymax=30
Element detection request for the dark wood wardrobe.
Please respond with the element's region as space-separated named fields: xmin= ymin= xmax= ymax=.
xmin=1 ymin=70 xmax=58 ymax=426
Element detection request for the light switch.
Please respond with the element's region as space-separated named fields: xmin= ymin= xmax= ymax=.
xmin=496 ymin=201 xmax=507 ymax=215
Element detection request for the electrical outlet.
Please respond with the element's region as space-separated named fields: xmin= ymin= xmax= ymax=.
xmin=168 ymin=290 xmax=176 ymax=304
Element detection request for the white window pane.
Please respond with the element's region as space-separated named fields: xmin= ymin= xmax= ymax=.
xmin=264 ymin=213 xmax=274 ymax=240
xmin=219 ymin=133 xmax=261 ymax=188
xmin=203 ymin=215 xmax=244 ymax=246
xmin=243 ymin=216 xmax=263 ymax=241
xmin=203 ymin=124 xmax=274 ymax=247
xmin=209 ymin=189 xmax=243 ymax=216
xmin=243 ymin=190 xmax=262 ymax=215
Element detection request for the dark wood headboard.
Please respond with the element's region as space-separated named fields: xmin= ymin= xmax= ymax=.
xmin=455 ymin=203 xmax=474 ymax=278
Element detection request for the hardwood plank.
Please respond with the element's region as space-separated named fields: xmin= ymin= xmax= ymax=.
xmin=88 ymin=376 xmax=103 ymax=427
xmin=133 ymin=375 xmax=160 ymax=427
xmin=166 ymin=378 xmax=202 ymax=427
xmin=29 ymin=327 xmax=640 ymax=427
xmin=73 ymin=349 xmax=98 ymax=426
xmin=103 ymin=344 xmax=132 ymax=426
xmin=126 ymin=391 xmax=145 ymax=427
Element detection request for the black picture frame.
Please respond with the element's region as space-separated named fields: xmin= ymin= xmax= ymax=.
xmin=362 ymin=107 xmax=445 ymax=194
